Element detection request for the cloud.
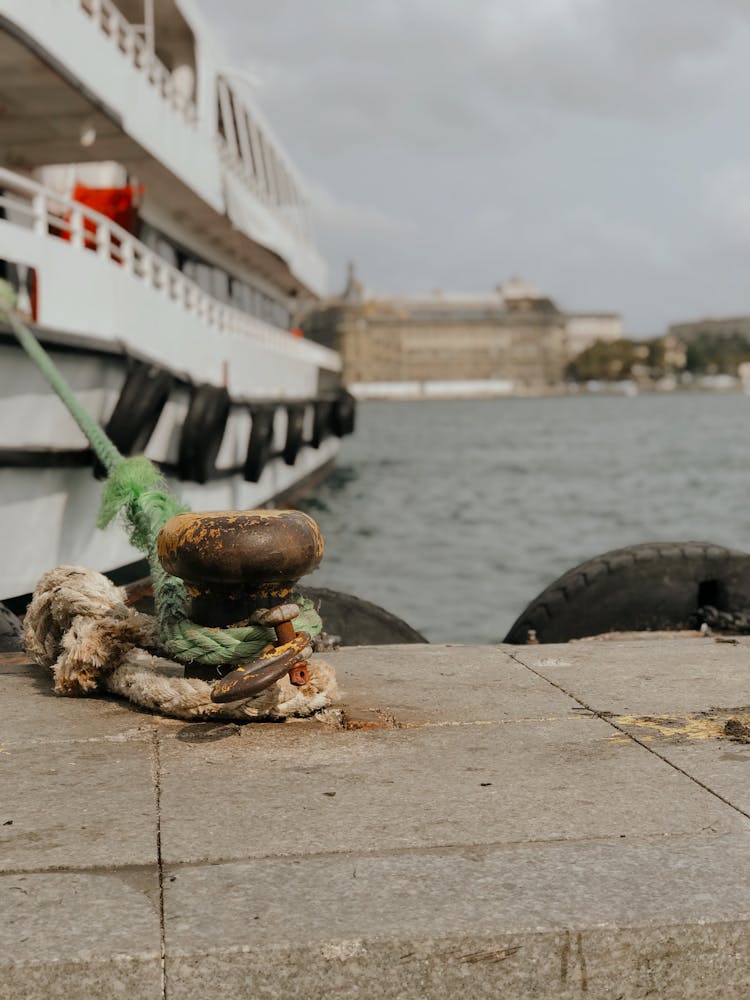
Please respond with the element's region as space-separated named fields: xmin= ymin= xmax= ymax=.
xmin=703 ymin=162 xmax=750 ymax=246
xmin=306 ymin=181 xmax=416 ymax=238
xmin=205 ymin=0 xmax=750 ymax=329
xmin=216 ymin=0 xmax=749 ymax=131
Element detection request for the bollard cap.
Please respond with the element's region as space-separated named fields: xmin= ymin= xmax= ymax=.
xmin=157 ymin=509 xmax=324 ymax=585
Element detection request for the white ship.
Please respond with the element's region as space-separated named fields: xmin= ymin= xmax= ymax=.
xmin=0 ymin=0 xmax=353 ymax=603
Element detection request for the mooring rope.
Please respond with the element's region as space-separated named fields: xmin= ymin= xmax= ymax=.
xmin=0 ymin=280 xmax=322 ymax=664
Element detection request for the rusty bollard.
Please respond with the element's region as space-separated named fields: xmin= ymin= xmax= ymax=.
xmin=156 ymin=509 xmax=324 ymax=702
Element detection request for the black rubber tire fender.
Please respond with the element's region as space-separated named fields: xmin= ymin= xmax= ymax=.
xmin=243 ymin=406 xmax=275 ymax=483
xmin=331 ymin=390 xmax=356 ymax=437
xmin=0 ymin=601 xmax=23 ymax=653
xmin=283 ymin=404 xmax=305 ymax=466
xmin=177 ymin=383 xmax=231 ymax=483
xmin=311 ymin=399 xmax=332 ymax=449
xmin=504 ymin=540 xmax=750 ymax=644
xmin=105 ymin=360 xmax=173 ymax=455
xmin=298 ymin=586 xmax=427 ymax=645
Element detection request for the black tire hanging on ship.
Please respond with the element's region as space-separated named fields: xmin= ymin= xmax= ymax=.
xmin=0 ymin=601 xmax=23 ymax=653
xmin=283 ymin=404 xmax=306 ymax=466
xmin=503 ymin=541 xmax=750 ymax=645
xmin=243 ymin=406 xmax=275 ymax=483
xmin=177 ymin=383 xmax=231 ymax=483
xmin=298 ymin=586 xmax=427 ymax=645
xmin=105 ymin=360 xmax=174 ymax=455
xmin=311 ymin=399 xmax=332 ymax=449
xmin=331 ymin=390 xmax=356 ymax=437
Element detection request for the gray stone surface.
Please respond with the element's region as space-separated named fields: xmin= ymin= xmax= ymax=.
xmin=515 ymin=635 xmax=750 ymax=716
xmin=167 ymin=925 xmax=750 ymax=1000
xmin=623 ymin=736 xmax=750 ymax=819
xmin=157 ymin=715 xmax=740 ymax=865
xmin=4 ymin=640 xmax=750 ymax=998
xmin=0 ymin=736 xmax=158 ymax=870
xmin=0 ymin=652 xmax=31 ymax=675
xmin=163 ymin=834 xmax=750 ymax=999
xmin=0 ymin=663 xmax=158 ymax=747
xmin=333 ymin=643 xmax=580 ymax=724
xmin=0 ymin=869 xmax=162 ymax=1000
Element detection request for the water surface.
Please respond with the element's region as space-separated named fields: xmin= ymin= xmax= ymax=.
xmin=302 ymin=393 xmax=750 ymax=643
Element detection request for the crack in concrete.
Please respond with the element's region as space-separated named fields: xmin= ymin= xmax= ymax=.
xmin=150 ymin=731 xmax=168 ymax=1000
xmin=1 ymin=730 xmax=158 ymax=750
xmin=508 ymin=650 xmax=750 ymax=824
xmin=0 ymin=823 xmax=741 ymax=880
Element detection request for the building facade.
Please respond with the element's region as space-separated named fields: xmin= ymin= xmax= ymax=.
xmin=565 ymin=313 xmax=623 ymax=356
xmin=668 ymin=316 xmax=750 ymax=342
xmin=303 ymin=274 xmax=588 ymax=393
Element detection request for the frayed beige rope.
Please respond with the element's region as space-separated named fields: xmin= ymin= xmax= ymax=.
xmin=23 ymin=566 xmax=337 ymax=722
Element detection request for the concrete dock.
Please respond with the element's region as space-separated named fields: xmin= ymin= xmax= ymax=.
xmin=2 ymin=637 xmax=750 ymax=999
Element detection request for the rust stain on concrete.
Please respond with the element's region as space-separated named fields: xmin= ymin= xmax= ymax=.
xmin=613 ymin=708 xmax=750 ymax=743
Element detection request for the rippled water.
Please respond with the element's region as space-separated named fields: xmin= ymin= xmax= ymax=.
xmin=301 ymin=393 xmax=750 ymax=643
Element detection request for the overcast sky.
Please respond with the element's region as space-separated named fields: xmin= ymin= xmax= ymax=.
xmin=208 ymin=0 xmax=750 ymax=335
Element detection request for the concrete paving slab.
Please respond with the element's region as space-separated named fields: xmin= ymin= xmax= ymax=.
xmin=0 ymin=868 xmax=162 ymax=1000
xmin=614 ymin=733 xmax=750 ymax=819
xmin=513 ymin=636 xmax=750 ymax=716
xmin=333 ymin=644 xmax=580 ymax=724
xmin=169 ymin=926 xmax=750 ymax=1000
xmin=157 ymin=714 xmax=741 ymax=865
xmin=163 ymin=833 xmax=750 ymax=1000
xmin=0 ymin=656 xmax=159 ymax=748
xmin=0 ymin=652 xmax=31 ymax=676
xmin=3 ymin=642 xmax=750 ymax=998
xmin=0 ymin=737 xmax=158 ymax=870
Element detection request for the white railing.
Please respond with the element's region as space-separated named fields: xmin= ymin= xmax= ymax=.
xmin=215 ymin=76 xmax=315 ymax=247
xmin=216 ymin=136 xmax=311 ymax=247
xmin=75 ymin=1 xmax=315 ymax=254
xmin=0 ymin=168 xmax=339 ymax=368
xmin=77 ymin=0 xmax=197 ymax=126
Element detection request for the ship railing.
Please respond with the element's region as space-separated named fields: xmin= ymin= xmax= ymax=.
xmin=77 ymin=0 xmax=197 ymax=126
xmin=0 ymin=169 xmax=339 ymax=368
xmin=216 ymin=135 xmax=313 ymax=247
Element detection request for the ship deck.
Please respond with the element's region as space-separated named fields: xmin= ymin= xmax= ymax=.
xmin=2 ymin=636 xmax=750 ymax=998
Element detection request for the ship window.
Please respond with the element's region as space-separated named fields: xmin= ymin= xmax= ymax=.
xmin=267 ymin=149 xmax=281 ymax=204
xmin=217 ymin=94 xmax=226 ymax=139
xmin=280 ymin=165 xmax=292 ymax=206
xmin=264 ymin=145 xmax=277 ymax=200
xmin=249 ymin=120 xmax=268 ymax=192
xmin=212 ymin=269 xmax=229 ymax=302
xmin=243 ymin=111 xmax=260 ymax=180
xmin=227 ymin=91 xmax=244 ymax=160
xmin=217 ymin=78 xmax=238 ymax=156
xmin=232 ymin=103 xmax=254 ymax=178
xmin=258 ymin=134 xmax=275 ymax=199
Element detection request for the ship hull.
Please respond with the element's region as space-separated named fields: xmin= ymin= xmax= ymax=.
xmin=0 ymin=0 xmax=350 ymax=602
xmin=0 ymin=331 xmax=343 ymax=601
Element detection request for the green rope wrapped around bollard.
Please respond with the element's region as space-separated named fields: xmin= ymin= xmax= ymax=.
xmin=0 ymin=279 xmax=322 ymax=665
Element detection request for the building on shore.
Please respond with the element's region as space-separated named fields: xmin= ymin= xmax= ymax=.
xmin=565 ymin=312 xmax=623 ymax=356
xmin=667 ymin=314 xmax=750 ymax=379
xmin=301 ymin=268 xmax=622 ymax=396
xmin=668 ymin=315 xmax=750 ymax=342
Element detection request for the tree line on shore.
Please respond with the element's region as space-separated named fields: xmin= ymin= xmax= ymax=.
xmin=567 ymin=331 xmax=750 ymax=383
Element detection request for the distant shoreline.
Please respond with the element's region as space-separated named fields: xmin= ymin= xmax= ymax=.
xmin=350 ymin=381 xmax=746 ymax=402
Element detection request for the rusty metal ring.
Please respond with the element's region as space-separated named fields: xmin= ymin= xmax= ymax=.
xmin=210 ymin=632 xmax=312 ymax=703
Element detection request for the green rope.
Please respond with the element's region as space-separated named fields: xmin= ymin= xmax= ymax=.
xmin=0 ymin=280 xmax=321 ymax=664
xmin=1 ymin=284 xmax=122 ymax=475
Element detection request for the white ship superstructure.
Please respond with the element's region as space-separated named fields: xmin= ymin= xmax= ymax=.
xmin=0 ymin=0 xmax=353 ymax=601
